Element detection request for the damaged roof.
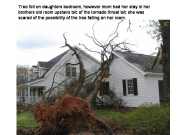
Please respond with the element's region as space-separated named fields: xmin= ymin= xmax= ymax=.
xmin=114 ymin=51 xmax=163 ymax=73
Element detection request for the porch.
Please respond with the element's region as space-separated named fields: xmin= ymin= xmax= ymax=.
xmin=17 ymin=86 xmax=44 ymax=104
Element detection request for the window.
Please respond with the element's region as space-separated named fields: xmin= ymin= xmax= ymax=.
xmin=66 ymin=64 xmax=71 ymax=77
xmin=38 ymin=87 xmax=43 ymax=96
xmin=122 ymin=78 xmax=138 ymax=96
xmin=100 ymin=82 xmax=109 ymax=96
xmin=65 ymin=64 xmax=77 ymax=77
xmin=72 ymin=67 xmax=76 ymax=77
xmin=127 ymin=80 xmax=134 ymax=94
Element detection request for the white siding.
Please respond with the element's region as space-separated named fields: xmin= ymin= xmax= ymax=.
xmin=29 ymin=50 xmax=100 ymax=95
xmin=110 ymin=57 xmax=162 ymax=107
xmin=143 ymin=76 xmax=162 ymax=105
xmin=39 ymin=68 xmax=48 ymax=77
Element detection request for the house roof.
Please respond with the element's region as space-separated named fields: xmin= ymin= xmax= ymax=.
xmin=24 ymin=47 xmax=101 ymax=85
xmin=29 ymin=47 xmax=99 ymax=82
xmin=27 ymin=50 xmax=69 ymax=82
xmin=38 ymin=47 xmax=100 ymax=70
xmin=38 ymin=50 xmax=68 ymax=70
xmin=114 ymin=51 xmax=163 ymax=73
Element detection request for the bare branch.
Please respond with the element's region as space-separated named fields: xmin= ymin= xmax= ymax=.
xmin=92 ymin=23 xmax=104 ymax=47
xmin=85 ymin=69 xmax=101 ymax=80
xmin=82 ymin=20 xmax=134 ymax=103
xmin=79 ymin=43 xmax=101 ymax=55
xmin=43 ymin=79 xmax=69 ymax=98
xmin=106 ymin=19 xmax=124 ymax=43
xmin=43 ymin=53 xmax=75 ymax=99
xmin=107 ymin=32 xmax=119 ymax=45
xmin=46 ymin=62 xmax=66 ymax=98
xmin=85 ymin=33 xmax=103 ymax=48
xmin=63 ymin=34 xmax=86 ymax=96
xmin=127 ymin=19 xmax=132 ymax=32
xmin=51 ymin=79 xmax=68 ymax=90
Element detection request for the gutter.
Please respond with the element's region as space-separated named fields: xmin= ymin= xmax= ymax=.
xmin=144 ymin=72 xmax=163 ymax=77
xmin=22 ymin=78 xmax=45 ymax=86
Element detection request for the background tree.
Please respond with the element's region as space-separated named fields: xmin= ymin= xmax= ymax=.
xmin=159 ymin=20 xmax=170 ymax=100
xmin=151 ymin=20 xmax=170 ymax=100
xmin=17 ymin=65 xmax=31 ymax=85
xmin=16 ymin=65 xmax=32 ymax=94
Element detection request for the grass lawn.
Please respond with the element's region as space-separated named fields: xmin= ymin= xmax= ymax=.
xmin=96 ymin=104 xmax=170 ymax=135
xmin=96 ymin=104 xmax=170 ymax=125
xmin=17 ymin=111 xmax=38 ymax=128
xmin=17 ymin=104 xmax=169 ymax=135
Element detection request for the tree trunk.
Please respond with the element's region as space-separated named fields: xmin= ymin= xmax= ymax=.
xmin=159 ymin=20 xmax=170 ymax=100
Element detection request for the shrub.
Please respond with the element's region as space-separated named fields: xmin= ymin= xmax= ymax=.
xmin=97 ymin=104 xmax=170 ymax=135
xmin=124 ymin=104 xmax=170 ymax=135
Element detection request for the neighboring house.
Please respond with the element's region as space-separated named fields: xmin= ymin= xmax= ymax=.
xmin=109 ymin=51 xmax=163 ymax=107
xmin=17 ymin=47 xmax=100 ymax=104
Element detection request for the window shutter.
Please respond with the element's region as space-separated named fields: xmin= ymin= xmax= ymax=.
xmin=122 ymin=80 xmax=127 ymax=96
xmin=133 ymin=78 xmax=138 ymax=95
xmin=99 ymin=82 xmax=103 ymax=95
xmin=106 ymin=82 xmax=109 ymax=94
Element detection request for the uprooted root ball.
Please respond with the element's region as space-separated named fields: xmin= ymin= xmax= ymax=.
xmin=34 ymin=95 xmax=113 ymax=135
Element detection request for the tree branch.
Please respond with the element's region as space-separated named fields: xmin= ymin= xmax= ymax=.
xmin=63 ymin=33 xmax=86 ymax=96
xmin=79 ymin=43 xmax=101 ymax=55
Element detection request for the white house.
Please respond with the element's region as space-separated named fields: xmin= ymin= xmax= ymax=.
xmin=17 ymin=48 xmax=163 ymax=107
xmin=109 ymin=51 xmax=163 ymax=107
xmin=17 ymin=47 xmax=100 ymax=104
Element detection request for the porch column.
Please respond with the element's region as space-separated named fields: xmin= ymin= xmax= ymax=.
xmin=27 ymin=86 xmax=30 ymax=104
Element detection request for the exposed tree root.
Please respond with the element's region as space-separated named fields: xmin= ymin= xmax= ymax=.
xmin=34 ymin=95 xmax=113 ymax=135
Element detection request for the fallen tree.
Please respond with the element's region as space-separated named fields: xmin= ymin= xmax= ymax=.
xmin=34 ymin=34 xmax=113 ymax=135
xmin=34 ymin=94 xmax=113 ymax=135
xmin=33 ymin=20 xmax=132 ymax=134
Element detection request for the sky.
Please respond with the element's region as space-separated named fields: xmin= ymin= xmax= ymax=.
xmin=16 ymin=19 xmax=161 ymax=66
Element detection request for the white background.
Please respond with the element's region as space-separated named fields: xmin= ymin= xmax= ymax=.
xmin=0 ymin=0 xmax=178 ymax=134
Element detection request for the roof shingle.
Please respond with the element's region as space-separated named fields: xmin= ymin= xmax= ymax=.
xmin=115 ymin=51 xmax=163 ymax=73
xmin=38 ymin=50 xmax=68 ymax=70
